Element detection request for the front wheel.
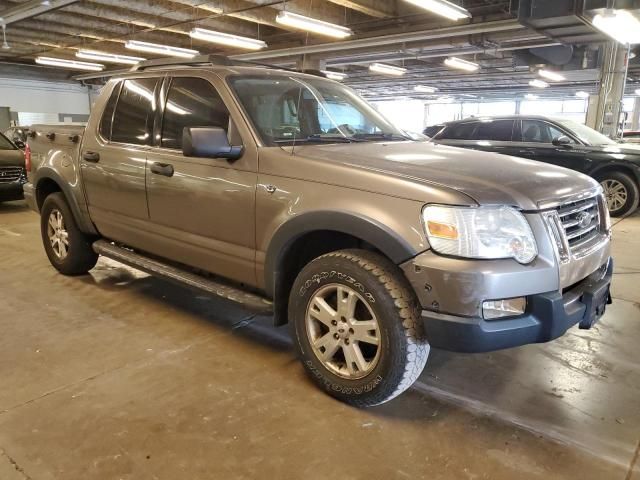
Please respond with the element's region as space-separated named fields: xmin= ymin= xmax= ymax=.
xmin=289 ymin=249 xmax=430 ymax=407
xmin=40 ymin=192 xmax=98 ymax=275
xmin=598 ymin=171 xmax=639 ymax=217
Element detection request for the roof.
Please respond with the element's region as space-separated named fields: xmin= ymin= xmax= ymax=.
xmin=437 ymin=115 xmax=572 ymax=126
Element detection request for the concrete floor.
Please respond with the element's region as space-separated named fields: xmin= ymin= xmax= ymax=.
xmin=0 ymin=200 xmax=638 ymax=480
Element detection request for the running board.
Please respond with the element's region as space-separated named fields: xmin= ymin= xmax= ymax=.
xmin=92 ymin=240 xmax=273 ymax=313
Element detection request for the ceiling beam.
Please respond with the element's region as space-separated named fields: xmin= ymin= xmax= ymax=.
xmin=325 ymin=0 xmax=395 ymax=18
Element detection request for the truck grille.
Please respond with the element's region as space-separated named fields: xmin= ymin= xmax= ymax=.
xmin=557 ymin=197 xmax=601 ymax=252
xmin=0 ymin=166 xmax=24 ymax=183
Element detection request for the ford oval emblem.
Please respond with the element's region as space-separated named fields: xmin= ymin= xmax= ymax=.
xmin=577 ymin=211 xmax=592 ymax=229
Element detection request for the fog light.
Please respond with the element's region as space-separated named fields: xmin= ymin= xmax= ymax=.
xmin=482 ymin=297 xmax=526 ymax=319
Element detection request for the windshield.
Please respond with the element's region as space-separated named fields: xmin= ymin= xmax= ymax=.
xmin=556 ymin=119 xmax=616 ymax=146
xmin=0 ymin=132 xmax=16 ymax=150
xmin=228 ymin=74 xmax=408 ymax=146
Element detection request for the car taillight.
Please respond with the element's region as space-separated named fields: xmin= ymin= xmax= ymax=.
xmin=24 ymin=144 xmax=31 ymax=173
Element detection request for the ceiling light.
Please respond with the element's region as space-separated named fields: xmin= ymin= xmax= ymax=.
xmin=76 ymin=50 xmax=145 ymax=65
xmin=125 ymin=40 xmax=198 ymax=58
xmin=592 ymin=9 xmax=640 ymax=45
xmin=437 ymin=96 xmax=454 ymax=103
xmin=575 ymin=91 xmax=589 ymax=98
xmin=275 ymin=11 xmax=353 ymax=38
xmin=189 ymin=28 xmax=267 ymax=50
xmin=369 ymin=63 xmax=407 ymax=76
xmin=444 ymin=57 xmax=479 ymax=72
xmin=529 ymin=79 xmax=549 ymax=88
xmin=35 ymin=56 xmax=104 ymax=71
xmin=414 ymin=85 xmax=438 ymax=93
xmin=321 ymin=70 xmax=347 ymax=81
xmin=130 ymin=20 xmax=156 ymax=29
xmin=403 ymin=0 xmax=471 ymax=20
xmin=538 ymin=69 xmax=565 ymax=81
xmin=524 ymin=93 xmax=538 ymax=99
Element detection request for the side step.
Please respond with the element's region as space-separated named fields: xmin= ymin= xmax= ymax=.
xmin=92 ymin=240 xmax=273 ymax=313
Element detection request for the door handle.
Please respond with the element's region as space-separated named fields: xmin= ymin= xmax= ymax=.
xmin=83 ymin=151 xmax=100 ymax=163
xmin=150 ymin=162 xmax=174 ymax=177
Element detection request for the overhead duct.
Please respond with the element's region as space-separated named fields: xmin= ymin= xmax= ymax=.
xmin=0 ymin=0 xmax=79 ymax=25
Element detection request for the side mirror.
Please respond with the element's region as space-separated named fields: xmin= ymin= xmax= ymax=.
xmin=14 ymin=140 xmax=25 ymax=149
xmin=182 ymin=126 xmax=244 ymax=161
xmin=552 ymin=135 xmax=572 ymax=147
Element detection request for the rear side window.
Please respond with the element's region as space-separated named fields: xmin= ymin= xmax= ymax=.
xmin=439 ymin=122 xmax=477 ymax=140
xmin=111 ymin=78 xmax=159 ymax=145
xmin=474 ymin=120 xmax=515 ymax=141
xmin=161 ymin=77 xmax=230 ymax=150
xmin=99 ymin=81 xmax=121 ymax=141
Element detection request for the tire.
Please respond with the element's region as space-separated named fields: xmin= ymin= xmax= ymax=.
xmin=40 ymin=192 xmax=98 ymax=275
xmin=596 ymin=171 xmax=639 ymax=217
xmin=288 ymin=249 xmax=430 ymax=407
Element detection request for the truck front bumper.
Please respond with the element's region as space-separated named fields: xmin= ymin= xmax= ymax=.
xmin=402 ymin=250 xmax=613 ymax=353
xmin=0 ymin=182 xmax=25 ymax=202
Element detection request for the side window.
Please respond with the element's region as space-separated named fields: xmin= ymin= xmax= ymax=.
xmin=474 ymin=120 xmax=515 ymax=141
xmin=161 ymin=77 xmax=230 ymax=150
xmin=99 ymin=81 xmax=121 ymax=141
xmin=521 ymin=120 xmax=575 ymax=144
xmin=111 ymin=78 xmax=159 ymax=145
xmin=439 ymin=122 xmax=477 ymax=140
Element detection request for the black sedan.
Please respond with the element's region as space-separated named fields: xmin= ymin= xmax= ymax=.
xmin=426 ymin=115 xmax=640 ymax=216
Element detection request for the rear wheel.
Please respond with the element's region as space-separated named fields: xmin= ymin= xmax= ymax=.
xmin=289 ymin=249 xmax=430 ymax=407
xmin=40 ymin=192 xmax=98 ymax=275
xmin=597 ymin=171 xmax=639 ymax=217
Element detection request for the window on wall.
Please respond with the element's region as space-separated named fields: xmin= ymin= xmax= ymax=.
xmin=520 ymin=99 xmax=587 ymax=123
xmin=372 ymin=100 xmax=425 ymax=132
xmin=161 ymin=77 xmax=230 ymax=150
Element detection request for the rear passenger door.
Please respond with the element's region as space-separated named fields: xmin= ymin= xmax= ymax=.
xmin=470 ymin=119 xmax=519 ymax=156
xmin=81 ymin=77 xmax=160 ymax=243
xmin=143 ymin=74 xmax=258 ymax=286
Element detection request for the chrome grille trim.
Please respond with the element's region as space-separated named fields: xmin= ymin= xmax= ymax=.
xmin=543 ymin=194 xmax=609 ymax=264
xmin=0 ymin=166 xmax=24 ymax=183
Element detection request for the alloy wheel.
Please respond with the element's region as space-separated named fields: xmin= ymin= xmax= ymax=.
xmin=601 ymin=179 xmax=628 ymax=213
xmin=305 ymin=283 xmax=381 ymax=379
xmin=47 ymin=209 xmax=69 ymax=259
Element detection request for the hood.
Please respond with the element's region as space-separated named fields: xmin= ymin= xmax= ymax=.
xmin=0 ymin=149 xmax=24 ymax=167
xmin=292 ymin=141 xmax=599 ymax=210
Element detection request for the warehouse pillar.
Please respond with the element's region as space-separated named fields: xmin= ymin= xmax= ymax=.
xmin=0 ymin=107 xmax=10 ymax=132
xmin=586 ymin=42 xmax=630 ymax=139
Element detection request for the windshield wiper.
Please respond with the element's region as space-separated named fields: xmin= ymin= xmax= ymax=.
xmin=351 ymin=133 xmax=410 ymax=142
xmin=273 ymin=135 xmax=356 ymax=144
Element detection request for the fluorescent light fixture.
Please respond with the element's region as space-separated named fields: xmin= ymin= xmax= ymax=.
xmin=125 ymin=40 xmax=198 ymax=58
xmin=529 ymin=79 xmax=549 ymax=88
xmin=575 ymin=91 xmax=590 ymax=98
xmin=369 ymin=63 xmax=407 ymax=76
xmin=538 ymin=69 xmax=565 ymax=81
xmin=414 ymin=85 xmax=438 ymax=93
xmin=275 ymin=11 xmax=352 ymax=38
xmin=76 ymin=50 xmax=145 ymax=65
xmin=189 ymin=28 xmax=267 ymax=50
xmin=524 ymin=93 xmax=538 ymax=99
xmin=35 ymin=56 xmax=104 ymax=71
xmin=592 ymin=9 xmax=640 ymax=45
xmin=198 ymin=4 xmax=222 ymax=13
xmin=444 ymin=57 xmax=479 ymax=72
xmin=321 ymin=70 xmax=347 ymax=81
xmin=130 ymin=20 xmax=156 ymax=29
xmin=437 ymin=96 xmax=454 ymax=103
xmin=404 ymin=0 xmax=471 ymax=20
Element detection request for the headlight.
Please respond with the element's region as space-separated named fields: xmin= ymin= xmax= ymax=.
xmin=422 ymin=205 xmax=538 ymax=264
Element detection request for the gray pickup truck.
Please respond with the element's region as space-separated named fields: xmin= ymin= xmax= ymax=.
xmin=24 ymin=56 xmax=613 ymax=407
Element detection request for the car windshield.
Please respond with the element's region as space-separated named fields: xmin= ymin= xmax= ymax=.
xmin=228 ymin=74 xmax=409 ymax=146
xmin=0 ymin=133 xmax=16 ymax=150
xmin=556 ymin=119 xmax=616 ymax=146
